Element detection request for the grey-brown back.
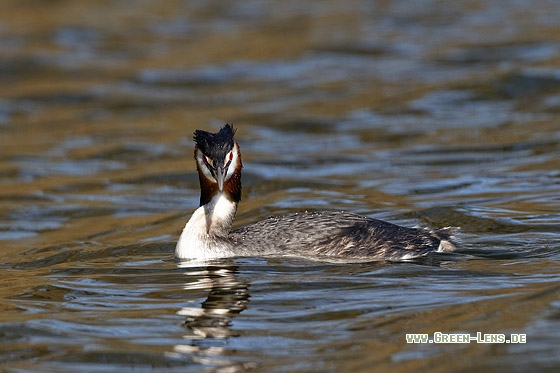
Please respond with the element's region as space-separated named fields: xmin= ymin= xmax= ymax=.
xmin=230 ymin=211 xmax=457 ymax=260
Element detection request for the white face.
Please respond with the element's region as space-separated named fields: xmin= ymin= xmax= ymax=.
xmin=225 ymin=142 xmax=240 ymax=181
xmin=196 ymin=142 xmax=240 ymax=185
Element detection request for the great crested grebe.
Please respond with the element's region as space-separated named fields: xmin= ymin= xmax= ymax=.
xmin=176 ymin=124 xmax=457 ymax=261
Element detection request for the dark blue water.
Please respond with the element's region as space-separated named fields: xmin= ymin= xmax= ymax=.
xmin=1 ymin=1 xmax=560 ymax=372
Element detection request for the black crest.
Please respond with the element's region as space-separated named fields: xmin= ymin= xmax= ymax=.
xmin=194 ymin=124 xmax=236 ymax=159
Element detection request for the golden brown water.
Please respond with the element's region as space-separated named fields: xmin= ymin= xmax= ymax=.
xmin=1 ymin=1 xmax=560 ymax=372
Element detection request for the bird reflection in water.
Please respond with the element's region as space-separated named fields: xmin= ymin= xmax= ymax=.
xmin=173 ymin=260 xmax=252 ymax=370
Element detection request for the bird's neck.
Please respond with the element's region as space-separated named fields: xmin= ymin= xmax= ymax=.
xmin=196 ymin=192 xmax=239 ymax=237
xmin=176 ymin=192 xmax=238 ymax=259
xmin=176 ymin=160 xmax=242 ymax=260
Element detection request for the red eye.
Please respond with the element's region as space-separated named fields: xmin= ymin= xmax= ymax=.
xmin=202 ymin=155 xmax=208 ymax=165
xmin=229 ymin=152 xmax=233 ymax=161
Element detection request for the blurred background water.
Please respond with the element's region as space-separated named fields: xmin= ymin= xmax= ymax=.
xmin=1 ymin=0 xmax=560 ymax=372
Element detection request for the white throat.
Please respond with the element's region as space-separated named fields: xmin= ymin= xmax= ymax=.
xmin=175 ymin=193 xmax=237 ymax=260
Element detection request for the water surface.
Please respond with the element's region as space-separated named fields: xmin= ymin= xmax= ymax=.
xmin=1 ymin=1 xmax=560 ymax=372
